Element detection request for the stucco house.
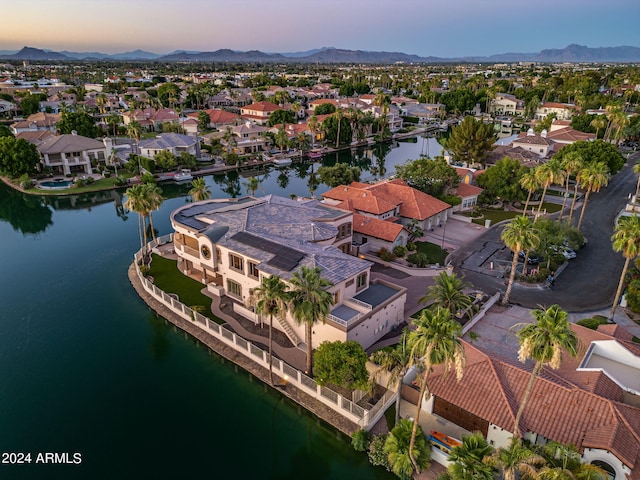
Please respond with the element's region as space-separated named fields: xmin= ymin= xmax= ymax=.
xmin=489 ymin=93 xmax=525 ymax=117
xmin=535 ymin=102 xmax=579 ymax=121
xmin=169 ymin=195 xmax=407 ymax=351
xmin=35 ymin=133 xmax=113 ymax=175
xmin=10 ymin=112 xmax=61 ymax=135
xmin=138 ymin=133 xmax=200 ymax=159
xmin=413 ymin=322 xmax=640 ymax=480
xmin=240 ymin=101 xmax=280 ymax=125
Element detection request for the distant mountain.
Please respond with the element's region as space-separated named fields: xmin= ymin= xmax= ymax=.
xmin=0 ymin=44 xmax=639 ymax=63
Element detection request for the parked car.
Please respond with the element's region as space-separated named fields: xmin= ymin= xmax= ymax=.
xmin=551 ymin=246 xmax=576 ymax=260
xmin=519 ymin=251 xmax=540 ymax=264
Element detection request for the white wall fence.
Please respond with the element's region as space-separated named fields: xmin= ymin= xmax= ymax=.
xmin=461 ymin=292 xmax=501 ymax=336
xmin=135 ymin=235 xmax=396 ymax=431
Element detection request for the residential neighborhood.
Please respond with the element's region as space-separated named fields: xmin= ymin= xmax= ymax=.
xmin=1 ymin=55 xmax=640 ymax=480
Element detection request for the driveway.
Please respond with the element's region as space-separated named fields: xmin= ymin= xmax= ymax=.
xmin=447 ymin=152 xmax=639 ymax=313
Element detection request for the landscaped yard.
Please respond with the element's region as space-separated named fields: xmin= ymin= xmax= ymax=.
xmin=147 ymin=254 xmax=224 ymax=324
xmin=24 ymin=173 xmax=136 ymax=195
xmin=415 ymin=241 xmax=448 ymax=264
xmin=470 ymin=202 xmax=562 ymax=226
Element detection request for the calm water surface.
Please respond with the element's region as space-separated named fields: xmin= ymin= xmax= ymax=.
xmin=0 ymin=138 xmax=439 ymax=479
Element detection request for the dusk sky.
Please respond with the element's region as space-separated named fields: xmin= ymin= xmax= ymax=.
xmin=2 ymin=0 xmax=639 ymax=57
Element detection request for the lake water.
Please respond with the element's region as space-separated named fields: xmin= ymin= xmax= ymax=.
xmin=0 ymin=136 xmax=441 ymax=479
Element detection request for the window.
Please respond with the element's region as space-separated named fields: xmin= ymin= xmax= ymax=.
xmin=337 ymin=222 xmax=352 ymax=240
xmin=346 ymin=279 xmax=354 ymax=287
xmin=356 ymin=272 xmax=367 ymax=290
xmin=229 ymin=253 xmax=244 ymax=272
xmin=248 ymin=261 xmax=259 ymax=279
xmin=226 ymin=279 xmax=242 ymax=299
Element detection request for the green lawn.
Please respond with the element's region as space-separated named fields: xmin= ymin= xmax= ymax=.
xmin=25 ymin=173 xmax=136 ymax=195
xmin=415 ymin=241 xmax=448 ymax=264
xmin=471 ymin=202 xmax=562 ymax=226
xmin=147 ymin=254 xmax=224 ymax=324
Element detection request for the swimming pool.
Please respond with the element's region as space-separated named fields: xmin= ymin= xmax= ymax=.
xmin=39 ymin=179 xmax=74 ymax=189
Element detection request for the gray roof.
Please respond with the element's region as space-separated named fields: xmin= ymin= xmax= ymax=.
xmin=138 ymin=133 xmax=196 ymax=150
xmin=171 ymin=195 xmax=370 ymax=283
xmin=36 ymin=134 xmax=105 ymax=154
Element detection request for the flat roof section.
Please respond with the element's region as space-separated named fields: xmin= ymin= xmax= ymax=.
xmin=354 ymin=283 xmax=400 ymax=309
xmin=330 ymin=304 xmax=360 ymax=323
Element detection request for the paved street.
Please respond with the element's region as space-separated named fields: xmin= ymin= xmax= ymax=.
xmin=447 ymin=152 xmax=640 ymax=312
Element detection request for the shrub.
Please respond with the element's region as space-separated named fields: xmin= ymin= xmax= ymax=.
xmin=393 ymin=245 xmax=407 ymax=258
xmin=114 ymin=176 xmax=127 ymax=186
xmin=367 ymin=434 xmax=390 ymax=471
xmin=577 ymin=315 xmax=608 ymax=330
xmin=407 ymin=252 xmax=430 ymax=268
xmin=18 ymin=174 xmax=32 ymax=189
xmin=75 ymin=178 xmax=86 ymax=188
xmin=378 ymin=248 xmax=396 ymax=262
xmin=351 ymin=429 xmax=370 ymax=452
xmin=103 ymin=171 xmax=111 ymax=178
xmin=141 ymin=173 xmax=156 ymax=184
xmin=626 ymin=279 xmax=640 ymax=313
xmin=85 ymin=176 xmax=95 ymax=184
xmin=406 ymin=242 xmax=416 ymax=252
xmin=139 ymin=265 xmax=151 ymax=276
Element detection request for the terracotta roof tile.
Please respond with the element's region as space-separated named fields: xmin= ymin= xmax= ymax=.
xmin=351 ymin=213 xmax=405 ymax=242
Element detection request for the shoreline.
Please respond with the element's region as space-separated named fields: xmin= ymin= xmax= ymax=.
xmin=127 ymin=262 xmax=362 ymax=437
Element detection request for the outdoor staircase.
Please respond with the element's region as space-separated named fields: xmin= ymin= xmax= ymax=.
xmin=276 ymin=315 xmax=301 ymax=346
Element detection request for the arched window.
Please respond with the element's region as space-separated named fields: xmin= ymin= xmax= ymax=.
xmin=591 ymin=460 xmax=616 ymax=480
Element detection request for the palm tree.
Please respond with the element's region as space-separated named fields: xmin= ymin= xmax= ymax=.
xmin=610 ymin=215 xmax=640 ymax=320
xmin=370 ymin=329 xmax=414 ymax=426
xmin=511 ymin=305 xmax=579 ymax=440
xmin=188 ymin=177 xmax=211 ymax=202
xmin=126 ymin=120 xmax=142 ymax=157
xmin=123 ymin=183 xmax=150 ymax=248
xmin=519 ymin=169 xmax=540 ymax=217
xmin=447 ymin=432 xmax=496 ymax=480
xmin=501 ymin=216 xmax=540 ymax=305
xmin=576 ymin=161 xmax=609 ymax=230
xmin=275 ymin=126 xmax=288 ymax=153
xmin=251 ymin=275 xmax=290 ymax=386
xmin=419 ymin=271 xmax=473 ymax=318
xmin=384 ymin=418 xmax=431 ymax=479
xmin=590 ymin=116 xmax=606 ymax=139
xmin=308 ymin=115 xmax=319 ymax=146
xmin=485 ymin=437 xmax=545 ymax=480
xmin=142 ymin=182 xmax=163 ymax=242
xmin=288 ymin=266 xmax=334 ymax=375
xmin=334 ymin=108 xmax=343 ymax=148
xmin=534 ymin=160 xmax=564 ymax=222
xmin=559 ymin=152 xmax=583 ymax=221
xmin=222 ymin=126 xmax=237 ymax=154
xmin=408 ymin=307 xmax=465 ymax=472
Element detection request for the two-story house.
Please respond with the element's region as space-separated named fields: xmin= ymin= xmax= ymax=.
xmin=170 ymin=195 xmax=407 ymax=351
xmin=34 ymin=132 xmax=113 ymax=175
xmin=240 ymin=101 xmax=280 ymax=126
xmin=489 ymin=93 xmax=525 ymax=117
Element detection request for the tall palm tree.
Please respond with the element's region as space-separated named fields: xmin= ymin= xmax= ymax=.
xmin=408 ymin=307 xmax=465 ymax=472
xmin=142 ymin=182 xmax=163 ymax=242
xmin=308 ymin=115 xmax=319 ymax=146
xmin=252 ymin=275 xmax=290 ymax=386
xmin=288 ymin=266 xmax=334 ymax=376
xmin=590 ymin=116 xmax=606 ymax=139
xmin=501 ymin=216 xmax=540 ymax=305
xmin=576 ymin=161 xmax=609 ymax=230
xmin=188 ymin=177 xmax=211 ymax=202
xmin=447 ymin=432 xmax=496 ymax=480
xmin=534 ymin=160 xmax=564 ymax=222
xmin=123 ymin=183 xmax=150 ymax=248
xmin=559 ymin=152 xmax=583 ymax=221
xmin=511 ymin=305 xmax=579 ymax=440
xmin=370 ymin=329 xmax=414 ymax=426
xmin=632 ymin=162 xmax=640 ymax=211
xmin=485 ymin=437 xmax=545 ymax=480
xmin=244 ymin=176 xmax=261 ymax=196
xmin=419 ymin=271 xmax=473 ymax=318
xmin=610 ymin=215 xmax=640 ymax=320
xmin=126 ymin=120 xmax=142 ymax=158
xmin=519 ymin=169 xmax=540 ymax=217
xmin=334 ymin=108 xmax=343 ymax=148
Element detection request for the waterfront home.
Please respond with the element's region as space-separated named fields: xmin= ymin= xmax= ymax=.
xmin=10 ymin=112 xmax=61 ymax=135
xmin=123 ymin=107 xmax=179 ymax=131
xmin=230 ymin=122 xmax=269 ymax=154
xmin=34 ymin=132 xmax=113 ymax=176
xmin=187 ymin=109 xmax=240 ymax=129
xmin=535 ymin=101 xmax=579 ymax=121
xmin=488 ymin=93 xmax=525 ymax=117
xmin=414 ymin=323 xmax=640 ymax=480
xmin=511 ymin=129 xmax=556 ymax=158
xmin=137 ymin=132 xmax=200 ymax=159
xmin=322 ymin=179 xmax=452 ymax=245
xmin=240 ymin=101 xmax=280 ymax=125
xmin=169 ymin=195 xmax=407 ymax=350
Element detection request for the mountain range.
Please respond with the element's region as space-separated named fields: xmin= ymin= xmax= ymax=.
xmin=1 ymin=44 xmax=639 ymax=63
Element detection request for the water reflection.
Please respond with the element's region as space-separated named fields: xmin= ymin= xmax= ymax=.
xmin=0 ymin=182 xmax=53 ymax=235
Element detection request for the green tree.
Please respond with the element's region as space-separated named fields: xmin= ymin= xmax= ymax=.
xmin=444 ymin=116 xmax=496 ymax=167
xmin=322 ymin=110 xmax=352 ymax=147
xmin=244 ymin=176 xmax=261 ymax=196
xmin=197 ymin=111 xmax=210 ymax=132
xmin=267 ymin=109 xmax=295 ymax=127
xmin=559 ymin=152 xmax=584 ymax=221
xmin=158 ymin=82 xmax=181 ymax=108
xmin=610 ymin=215 xmax=640 ymax=320
xmin=476 ymin=157 xmax=527 ymax=203
xmin=419 ymin=271 xmax=473 ymax=317
xmin=124 ymin=183 xmax=151 ymax=248
xmin=512 ymin=305 xmax=579 ymax=440
xmin=274 ymin=126 xmax=289 ymax=153
xmin=535 ymin=113 xmax=556 ymax=133
xmin=576 ymin=161 xmax=609 ymax=230
xmin=447 ymin=432 xmax=496 ymax=480
xmin=313 ymin=340 xmax=369 ymax=391
xmin=57 ymin=111 xmax=98 ymax=138
xmin=440 ymin=88 xmax=477 ymax=115
xmin=408 ymin=307 xmax=465 ymax=472
xmin=317 ymin=163 xmax=360 ymax=187
xmin=371 ymin=330 xmax=415 ymax=426
xmin=519 ymin=169 xmax=540 ymax=217
xmin=384 ymin=418 xmax=431 ymax=479
xmin=485 ymin=437 xmax=545 ymax=480
xmin=289 ymin=266 xmax=334 ymax=376
xmin=154 ymin=150 xmax=178 ymax=171
xmin=188 ymin=177 xmax=211 ymax=202
xmin=501 ymin=216 xmax=540 ymax=305
xmin=314 ymin=103 xmax=336 ymax=115
xmin=251 ymin=275 xmax=290 ymax=386
xmin=19 ymin=93 xmax=46 ymax=115
xmin=534 ymin=160 xmax=564 ymax=222
xmin=553 ymin=140 xmax=624 ymax=175
xmin=395 ymin=157 xmax=460 ymax=197
xmin=0 ymin=137 xmax=40 ymax=178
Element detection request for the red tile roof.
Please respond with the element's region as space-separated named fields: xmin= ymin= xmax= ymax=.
xmin=456 ymin=183 xmax=483 ymax=198
xmin=351 ymin=213 xmax=405 ymax=242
